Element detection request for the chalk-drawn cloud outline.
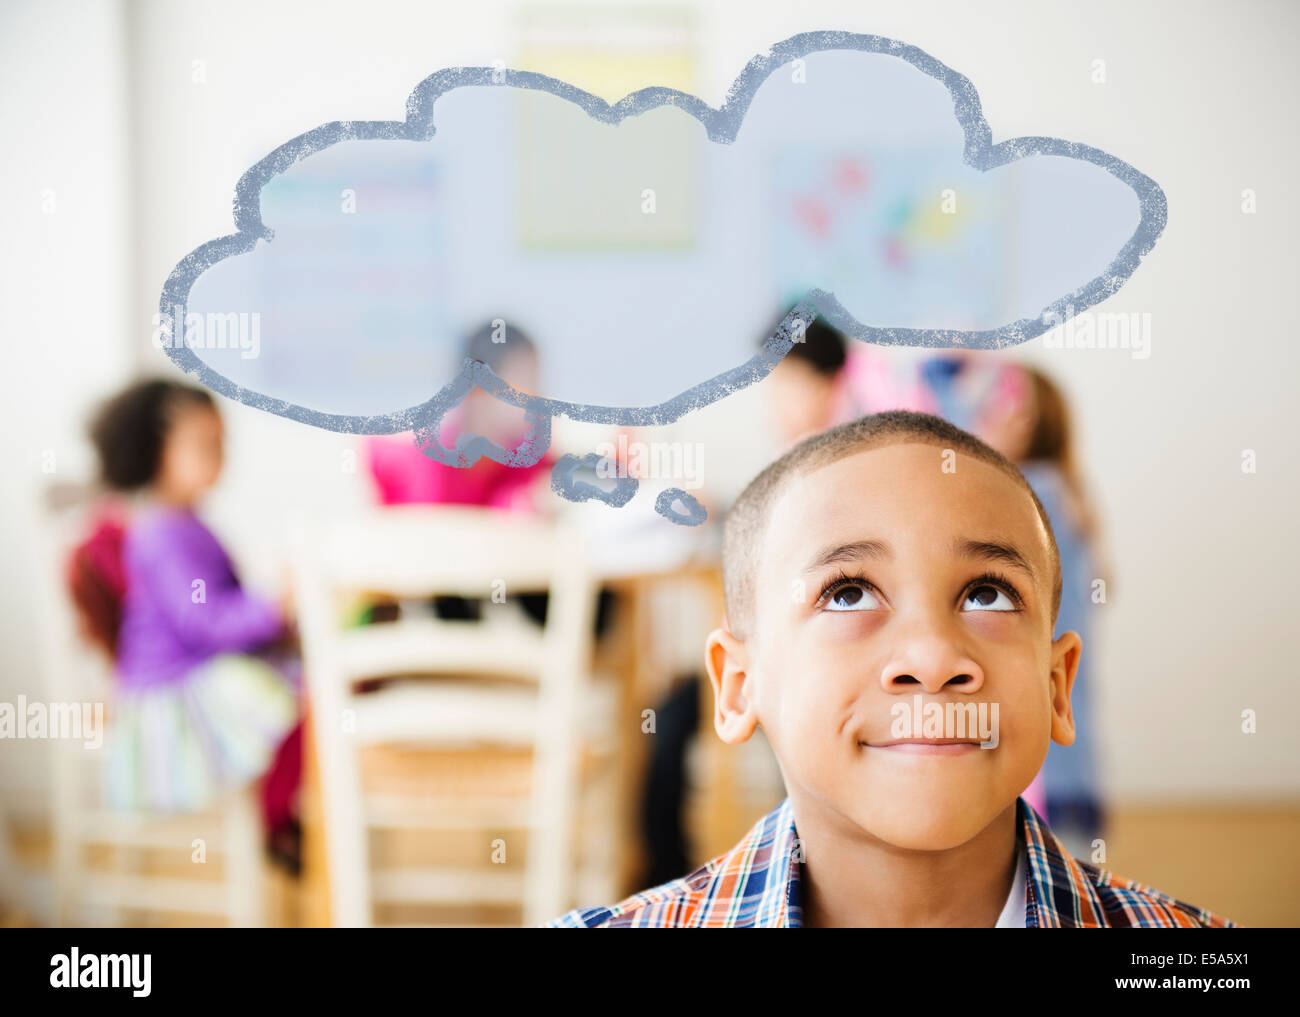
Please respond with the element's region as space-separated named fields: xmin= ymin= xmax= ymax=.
xmin=158 ymin=29 xmax=1166 ymax=465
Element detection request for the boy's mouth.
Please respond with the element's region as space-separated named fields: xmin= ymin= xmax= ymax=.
xmin=860 ymin=739 xmax=982 ymax=756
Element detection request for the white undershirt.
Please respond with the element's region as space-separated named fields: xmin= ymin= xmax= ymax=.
xmin=994 ymin=842 xmax=1028 ymax=928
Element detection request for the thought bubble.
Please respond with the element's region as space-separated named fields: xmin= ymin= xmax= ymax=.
xmin=157 ymin=30 xmax=1166 ymax=524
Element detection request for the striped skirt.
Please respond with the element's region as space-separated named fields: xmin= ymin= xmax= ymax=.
xmin=104 ymin=652 xmax=299 ymax=814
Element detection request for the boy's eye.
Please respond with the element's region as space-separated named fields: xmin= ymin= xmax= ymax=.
xmin=824 ymin=582 xmax=883 ymax=612
xmin=963 ymin=584 xmax=1017 ymax=612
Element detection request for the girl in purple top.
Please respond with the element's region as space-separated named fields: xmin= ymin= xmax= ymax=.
xmin=88 ymin=380 xmax=299 ymax=817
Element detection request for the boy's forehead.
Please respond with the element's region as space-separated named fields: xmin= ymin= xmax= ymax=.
xmin=759 ymin=443 xmax=1051 ymax=583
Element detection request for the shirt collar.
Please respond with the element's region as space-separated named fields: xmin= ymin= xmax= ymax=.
xmin=1018 ymin=795 xmax=1111 ymax=927
xmin=756 ymin=795 xmax=1102 ymax=928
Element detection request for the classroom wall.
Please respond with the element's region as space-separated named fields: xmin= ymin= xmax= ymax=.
xmin=0 ymin=0 xmax=135 ymax=791
xmin=3 ymin=0 xmax=1297 ymax=814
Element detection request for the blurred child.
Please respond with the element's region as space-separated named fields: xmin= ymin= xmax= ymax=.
xmin=363 ymin=322 xmax=616 ymax=632
xmin=86 ymin=379 xmax=300 ymax=863
xmin=366 ymin=322 xmax=555 ymax=512
xmin=764 ymin=318 xmax=851 ymax=449
xmin=364 ymin=323 xmax=554 ymax=624
xmin=979 ymin=365 xmax=1106 ymax=857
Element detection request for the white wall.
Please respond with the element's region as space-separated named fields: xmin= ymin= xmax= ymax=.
xmin=3 ymin=0 xmax=1297 ymax=804
xmin=0 ymin=0 xmax=134 ymax=791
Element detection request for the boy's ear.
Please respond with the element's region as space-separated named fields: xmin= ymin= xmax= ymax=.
xmin=1048 ymin=630 xmax=1082 ymax=747
xmin=704 ymin=626 xmax=759 ymax=745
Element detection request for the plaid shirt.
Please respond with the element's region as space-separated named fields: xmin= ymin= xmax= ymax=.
xmin=548 ymin=797 xmax=1237 ymax=928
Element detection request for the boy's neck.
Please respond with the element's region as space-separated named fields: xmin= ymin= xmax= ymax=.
xmin=793 ymin=796 xmax=1020 ymax=928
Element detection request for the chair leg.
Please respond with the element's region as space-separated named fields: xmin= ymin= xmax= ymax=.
xmin=51 ymin=747 xmax=83 ymax=927
xmin=524 ymin=724 xmax=580 ymax=926
xmin=0 ymin=798 xmax=36 ymax=923
xmin=224 ymin=790 xmax=265 ymax=928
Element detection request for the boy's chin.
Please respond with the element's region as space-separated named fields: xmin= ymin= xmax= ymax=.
xmin=844 ymin=788 xmax=1012 ymax=852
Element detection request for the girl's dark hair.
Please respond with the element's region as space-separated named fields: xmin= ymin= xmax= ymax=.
xmin=462 ymin=320 xmax=538 ymax=374
xmin=759 ymin=312 xmax=848 ymax=377
xmin=88 ymin=379 xmax=216 ymax=491
xmin=787 ymin=321 xmax=847 ymax=377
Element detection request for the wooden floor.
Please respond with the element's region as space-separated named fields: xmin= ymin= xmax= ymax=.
xmin=1101 ymin=803 xmax=1300 ymax=928
xmin=9 ymin=802 xmax=1297 ymax=927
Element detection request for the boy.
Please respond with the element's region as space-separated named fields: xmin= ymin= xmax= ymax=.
xmin=549 ymin=410 xmax=1235 ymax=927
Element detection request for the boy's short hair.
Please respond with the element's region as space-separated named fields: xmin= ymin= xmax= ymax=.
xmin=722 ymin=410 xmax=1063 ymax=641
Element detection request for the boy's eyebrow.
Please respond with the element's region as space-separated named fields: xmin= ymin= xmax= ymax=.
xmin=798 ymin=537 xmax=1036 ymax=580
xmin=801 ymin=539 xmax=892 ymax=574
xmin=955 ymin=538 xmax=1036 ymax=578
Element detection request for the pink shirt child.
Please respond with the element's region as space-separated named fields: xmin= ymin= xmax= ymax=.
xmin=364 ymin=406 xmax=556 ymax=512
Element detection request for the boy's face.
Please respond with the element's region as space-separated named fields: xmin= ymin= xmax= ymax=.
xmin=707 ymin=442 xmax=1080 ymax=851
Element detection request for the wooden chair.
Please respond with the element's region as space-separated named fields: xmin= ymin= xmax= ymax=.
xmin=34 ymin=481 xmax=267 ymax=927
xmin=292 ymin=505 xmax=617 ymax=927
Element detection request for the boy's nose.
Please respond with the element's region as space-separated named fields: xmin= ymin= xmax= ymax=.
xmin=878 ymin=628 xmax=985 ymax=695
